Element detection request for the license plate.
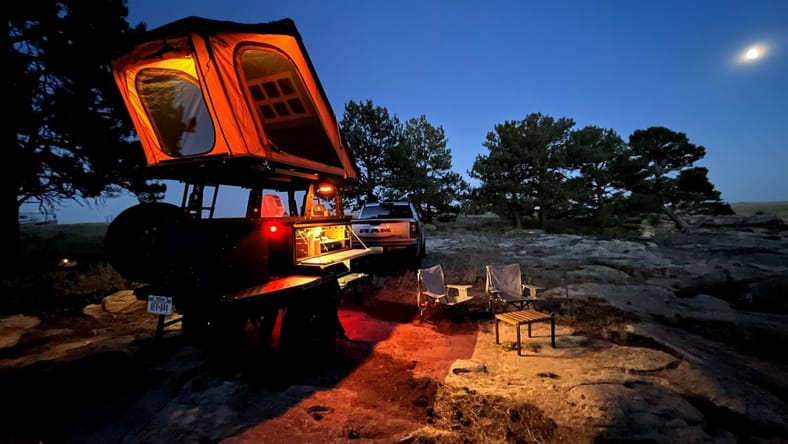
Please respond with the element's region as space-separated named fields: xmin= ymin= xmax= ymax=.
xmin=147 ymin=295 xmax=173 ymax=315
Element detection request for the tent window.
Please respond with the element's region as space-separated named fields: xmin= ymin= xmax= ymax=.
xmin=136 ymin=68 xmax=215 ymax=157
xmin=238 ymin=48 xmax=342 ymax=168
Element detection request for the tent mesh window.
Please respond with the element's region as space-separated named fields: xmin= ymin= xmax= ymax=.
xmin=136 ymin=68 xmax=215 ymax=157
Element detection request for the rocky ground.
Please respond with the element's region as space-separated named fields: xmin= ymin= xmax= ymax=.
xmin=1 ymin=214 xmax=787 ymax=443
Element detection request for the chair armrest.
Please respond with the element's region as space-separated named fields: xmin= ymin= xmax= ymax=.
xmin=521 ymin=284 xmax=541 ymax=298
xmin=422 ymin=290 xmax=445 ymax=300
xmin=446 ymin=284 xmax=472 ymax=298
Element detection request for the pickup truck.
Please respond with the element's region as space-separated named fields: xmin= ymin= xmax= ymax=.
xmin=105 ymin=16 xmax=376 ymax=348
xmin=351 ymin=201 xmax=426 ymax=262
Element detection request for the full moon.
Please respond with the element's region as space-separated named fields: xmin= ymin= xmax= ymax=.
xmin=745 ymin=47 xmax=761 ymax=60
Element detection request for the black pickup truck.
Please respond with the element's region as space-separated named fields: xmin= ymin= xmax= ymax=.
xmin=351 ymin=201 xmax=426 ymax=264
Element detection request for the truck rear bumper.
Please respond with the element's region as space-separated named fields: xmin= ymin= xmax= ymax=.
xmin=357 ymin=242 xmax=418 ymax=253
xmin=224 ymin=275 xmax=323 ymax=301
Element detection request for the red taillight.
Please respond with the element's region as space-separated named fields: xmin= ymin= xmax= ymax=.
xmin=264 ymin=222 xmax=283 ymax=237
xmin=409 ymin=222 xmax=418 ymax=238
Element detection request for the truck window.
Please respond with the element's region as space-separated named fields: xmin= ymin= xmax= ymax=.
xmin=358 ymin=203 xmax=413 ymax=219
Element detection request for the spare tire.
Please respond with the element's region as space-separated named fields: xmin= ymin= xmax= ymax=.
xmin=105 ymin=202 xmax=186 ymax=283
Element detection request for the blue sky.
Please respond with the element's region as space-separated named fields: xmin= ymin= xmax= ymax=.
xmin=55 ymin=0 xmax=788 ymax=222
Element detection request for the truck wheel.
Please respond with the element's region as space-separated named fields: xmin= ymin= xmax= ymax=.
xmin=105 ymin=202 xmax=185 ymax=282
xmin=248 ymin=309 xmax=279 ymax=349
xmin=279 ymin=288 xmax=341 ymax=352
xmin=280 ymin=304 xmax=335 ymax=351
xmin=406 ymin=247 xmax=422 ymax=271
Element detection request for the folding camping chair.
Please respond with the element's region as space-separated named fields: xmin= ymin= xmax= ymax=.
xmin=417 ymin=264 xmax=474 ymax=323
xmin=485 ymin=263 xmax=541 ymax=313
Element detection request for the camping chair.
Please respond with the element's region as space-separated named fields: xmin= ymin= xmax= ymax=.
xmin=417 ymin=264 xmax=474 ymax=323
xmin=485 ymin=263 xmax=541 ymax=313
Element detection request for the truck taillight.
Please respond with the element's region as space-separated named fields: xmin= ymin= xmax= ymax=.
xmin=409 ymin=222 xmax=418 ymax=238
xmin=264 ymin=222 xmax=283 ymax=237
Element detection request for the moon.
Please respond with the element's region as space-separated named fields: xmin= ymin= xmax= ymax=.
xmin=738 ymin=44 xmax=768 ymax=64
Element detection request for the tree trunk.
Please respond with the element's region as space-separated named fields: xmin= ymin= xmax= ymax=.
xmin=661 ymin=205 xmax=689 ymax=232
xmin=513 ymin=210 xmax=522 ymax=230
xmin=1 ymin=186 xmax=20 ymax=278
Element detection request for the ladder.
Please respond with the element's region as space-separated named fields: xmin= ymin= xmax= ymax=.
xmin=181 ymin=183 xmax=219 ymax=219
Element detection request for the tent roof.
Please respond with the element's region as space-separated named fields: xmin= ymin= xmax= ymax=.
xmin=114 ymin=16 xmax=357 ymax=188
xmin=138 ymin=16 xmax=339 ymax=128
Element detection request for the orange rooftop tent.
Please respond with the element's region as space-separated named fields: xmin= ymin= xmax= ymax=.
xmin=112 ymin=17 xmax=356 ymax=189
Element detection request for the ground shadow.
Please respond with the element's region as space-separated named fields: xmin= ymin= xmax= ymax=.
xmin=0 ymin=288 xmax=480 ymax=443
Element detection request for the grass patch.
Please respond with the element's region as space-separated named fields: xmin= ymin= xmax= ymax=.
xmin=5 ymin=223 xmax=134 ymax=316
xmin=730 ymin=201 xmax=788 ymax=221
xmin=18 ymin=223 xmax=109 ymax=272
xmin=417 ymin=389 xmax=559 ymax=443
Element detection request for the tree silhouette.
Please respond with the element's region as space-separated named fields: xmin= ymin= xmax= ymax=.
xmin=3 ymin=0 xmax=163 ymax=270
xmin=385 ymin=116 xmax=468 ymax=221
xmin=471 ymin=113 xmax=574 ymax=229
xmin=339 ymin=99 xmax=401 ymax=207
xmin=624 ymin=126 xmax=726 ymax=214
xmin=566 ymin=126 xmax=629 ymax=223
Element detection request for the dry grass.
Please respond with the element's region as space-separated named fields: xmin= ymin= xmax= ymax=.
xmin=730 ymin=201 xmax=788 ymax=222
xmin=420 ymin=389 xmax=559 ymax=444
xmin=18 ymin=223 xmax=109 ymax=272
xmin=7 ymin=223 xmax=130 ymax=315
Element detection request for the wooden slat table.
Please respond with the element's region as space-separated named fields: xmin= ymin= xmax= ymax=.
xmin=495 ymin=309 xmax=555 ymax=355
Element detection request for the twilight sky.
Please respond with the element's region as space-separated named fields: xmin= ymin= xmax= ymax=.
xmin=55 ymin=0 xmax=787 ymax=223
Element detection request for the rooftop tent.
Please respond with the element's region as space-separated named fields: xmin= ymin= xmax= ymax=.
xmin=112 ymin=16 xmax=356 ymax=187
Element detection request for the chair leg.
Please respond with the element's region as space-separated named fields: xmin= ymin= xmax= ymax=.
xmin=419 ymin=301 xmax=431 ymax=324
xmin=434 ymin=312 xmax=443 ymax=326
xmin=420 ymin=301 xmax=445 ymax=325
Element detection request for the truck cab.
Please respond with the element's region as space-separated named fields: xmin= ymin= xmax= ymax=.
xmin=105 ymin=16 xmax=374 ymax=345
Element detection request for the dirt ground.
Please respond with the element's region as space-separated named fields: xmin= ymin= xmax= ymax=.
xmin=0 ymin=291 xmax=484 ymax=443
xmin=2 ymin=213 xmax=787 ymax=443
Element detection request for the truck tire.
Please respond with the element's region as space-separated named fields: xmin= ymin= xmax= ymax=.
xmin=279 ymin=283 xmax=342 ymax=352
xmin=406 ymin=249 xmax=422 ymax=271
xmin=279 ymin=303 xmax=335 ymax=352
xmin=105 ymin=202 xmax=186 ymax=283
